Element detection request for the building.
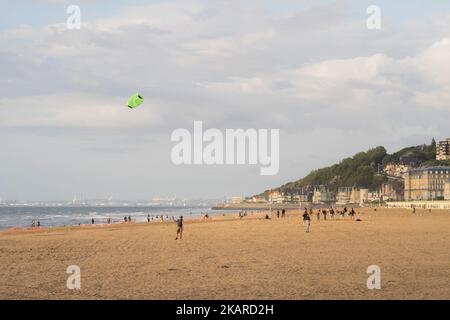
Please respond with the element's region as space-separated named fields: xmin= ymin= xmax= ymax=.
xmin=404 ymin=167 xmax=450 ymax=200
xmin=437 ymin=138 xmax=450 ymax=160
xmin=312 ymin=186 xmax=334 ymax=204
xmin=230 ymin=196 xmax=244 ymax=204
xmin=445 ymin=182 xmax=450 ymax=200
xmin=350 ymin=187 xmax=360 ymax=204
xmin=282 ymin=193 xmax=308 ymax=203
xmin=380 ymin=180 xmax=404 ymax=201
xmin=336 ymin=187 xmax=352 ymax=205
xmin=247 ymin=196 xmax=267 ymax=203
xmin=359 ymin=189 xmax=369 ymax=204
xmin=367 ymin=190 xmax=381 ymax=203
xmin=268 ymin=191 xmax=284 ymax=204
xmin=383 ymin=163 xmax=410 ymax=178
xmin=399 ymin=155 xmax=418 ymax=166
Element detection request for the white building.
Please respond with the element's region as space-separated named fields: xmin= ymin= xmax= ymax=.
xmin=230 ymin=196 xmax=244 ymax=204
xmin=445 ymin=182 xmax=450 ymax=200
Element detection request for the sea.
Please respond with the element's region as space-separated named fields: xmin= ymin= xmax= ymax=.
xmin=0 ymin=205 xmax=231 ymax=230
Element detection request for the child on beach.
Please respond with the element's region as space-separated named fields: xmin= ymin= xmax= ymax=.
xmin=175 ymin=216 xmax=184 ymax=240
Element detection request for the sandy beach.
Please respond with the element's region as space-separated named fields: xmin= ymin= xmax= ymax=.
xmin=1 ymin=208 xmax=450 ymax=300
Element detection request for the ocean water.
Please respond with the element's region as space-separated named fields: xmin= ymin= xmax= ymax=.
xmin=0 ymin=206 xmax=227 ymax=230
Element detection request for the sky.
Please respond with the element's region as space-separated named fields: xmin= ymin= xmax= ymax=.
xmin=1 ymin=0 xmax=450 ymax=201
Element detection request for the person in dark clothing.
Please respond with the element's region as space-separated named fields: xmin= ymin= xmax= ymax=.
xmin=175 ymin=216 xmax=184 ymax=240
xmin=302 ymin=209 xmax=311 ymax=233
xmin=349 ymin=208 xmax=356 ymax=220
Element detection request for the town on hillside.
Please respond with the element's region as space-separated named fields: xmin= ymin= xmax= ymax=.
xmin=220 ymin=138 xmax=450 ymax=210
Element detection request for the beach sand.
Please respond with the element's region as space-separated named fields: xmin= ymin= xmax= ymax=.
xmin=1 ymin=208 xmax=450 ymax=300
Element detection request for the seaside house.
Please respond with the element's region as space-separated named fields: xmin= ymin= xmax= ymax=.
xmin=436 ymin=138 xmax=450 ymax=160
xmin=404 ymin=167 xmax=450 ymax=200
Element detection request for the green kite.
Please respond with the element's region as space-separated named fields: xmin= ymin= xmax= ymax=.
xmin=127 ymin=92 xmax=144 ymax=109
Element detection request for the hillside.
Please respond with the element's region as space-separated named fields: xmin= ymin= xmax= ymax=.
xmin=261 ymin=139 xmax=450 ymax=196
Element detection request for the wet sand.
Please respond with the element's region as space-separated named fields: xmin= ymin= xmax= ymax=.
xmin=1 ymin=208 xmax=450 ymax=299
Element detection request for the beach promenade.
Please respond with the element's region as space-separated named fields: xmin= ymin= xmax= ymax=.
xmin=1 ymin=209 xmax=450 ymax=299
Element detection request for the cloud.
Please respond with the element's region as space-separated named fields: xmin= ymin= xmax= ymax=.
xmin=0 ymin=94 xmax=163 ymax=129
xmin=1 ymin=0 xmax=450 ymax=200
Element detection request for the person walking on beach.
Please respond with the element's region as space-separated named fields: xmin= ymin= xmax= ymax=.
xmin=302 ymin=209 xmax=311 ymax=233
xmin=282 ymin=209 xmax=286 ymax=218
xmin=175 ymin=216 xmax=184 ymax=240
xmin=322 ymin=209 xmax=327 ymax=221
xmin=147 ymin=214 xmax=150 ymax=223
xmin=316 ymin=209 xmax=321 ymax=221
xmin=128 ymin=216 xmax=132 ymax=223
xmin=349 ymin=208 xmax=356 ymax=220
xmin=277 ymin=210 xmax=280 ymax=218
xmin=330 ymin=208 xmax=335 ymax=220
xmin=124 ymin=216 xmax=128 ymax=223
xmin=91 ymin=218 xmax=95 ymax=225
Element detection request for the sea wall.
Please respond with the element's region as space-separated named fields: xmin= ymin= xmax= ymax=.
xmin=386 ymin=201 xmax=450 ymax=209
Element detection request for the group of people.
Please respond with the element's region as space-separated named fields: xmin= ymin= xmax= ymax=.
xmin=238 ymin=211 xmax=248 ymax=219
xmin=31 ymin=220 xmax=41 ymax=228
xmin=301 ymin=207 xmax=358 ymax=233
xmin=276 ymin=209 xmax=286 ymax=218
xmin=88 ymin=214 xmax=173 ymax=226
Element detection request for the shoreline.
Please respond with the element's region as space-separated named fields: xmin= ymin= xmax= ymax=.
xmin=0 ymin=210 xmax=258 ymax=236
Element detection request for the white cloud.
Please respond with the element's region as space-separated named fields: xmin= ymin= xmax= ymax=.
xmin=0 ymin=94 xmax=163 ymax=128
